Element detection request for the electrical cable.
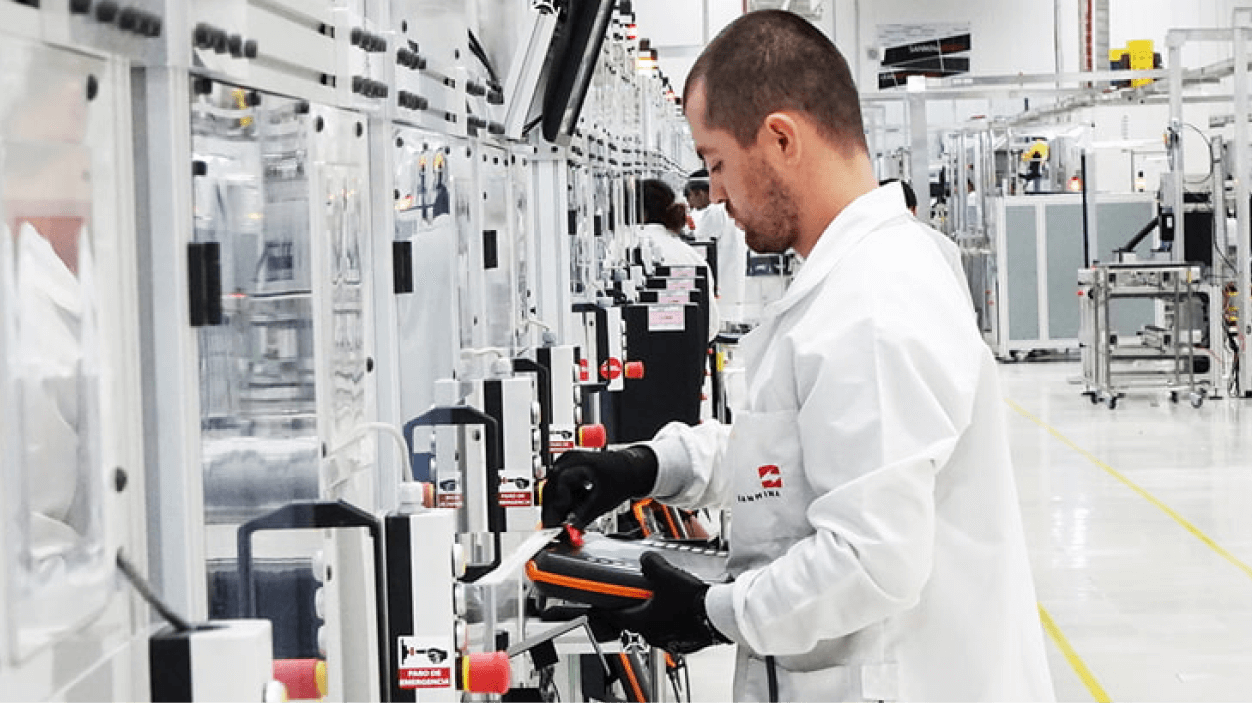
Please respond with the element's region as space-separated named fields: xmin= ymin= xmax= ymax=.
xmin=467 ymin=30 xmax=501 ymax=87
xmin=1182 ymin=122 xmax=1215 ymax=185
xmin=325 ymin=421 xmax=413 ymax=490
xmin=116 ymin=551 xmax=192 ymax=632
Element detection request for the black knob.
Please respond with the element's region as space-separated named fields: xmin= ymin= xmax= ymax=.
xmin=350 ymin=27 xmax=363 ymax=46
xmin=466 ymin=81 xmax=486 ymax=97
xmin=228 ymin=34 xmax=243 ymax=57
xmin=294 ymin=100 xmax=310 ymax=114
xmin=397 ymin=48 xmax=412 ymax=66
xmin=193 ymin=23 xmax=211 ymax=47
xmin=213 ymin=30 xmax=228 ymax=54
xmin=243 ymin=39 xmax=258 ymax=58
xmin=192 ymin=160 xmax=208 ymax=177
xmin=487 ymin=89 xmax=504 ymax=105
xmin=487 ymin=121 xmax=505 ymax=135
xmin=140 ymin=12 xmax=160 ymax=37
xmin=351 ymin=76 xmax=365 ymax=94
xmin=95 ymin=1 xmax=118 ymax=22
xmin=117 ymin=7 xmax=138 ymax=31
xmin=70 ymin=0 xmax=92 ymax=15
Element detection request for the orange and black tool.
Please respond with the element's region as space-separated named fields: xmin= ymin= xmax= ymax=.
xmin=525 ymin=533 xmax=731 ymax=610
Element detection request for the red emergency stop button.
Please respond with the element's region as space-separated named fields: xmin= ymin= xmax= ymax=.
xmin=624 ymin=361 xmax=645 ymax=379
xmin=599 ymin=357 xmax=623 ymax=380
xmin=458 ymin=652 xmax=511 ymax=694
xmin=274 ymin=659 xmax=327 ymax=700
xmin=578 ymin=358 xmax=590 ymax=382
xmin=577 ymin=424 xmax=607 ymax=448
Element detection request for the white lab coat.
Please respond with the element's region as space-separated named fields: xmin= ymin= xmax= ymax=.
xmin=637 ymin=223 xmax=721 ymax=341
xmin=694 ymin=204 xmax=750 ymax=325
xmin=646 ymin=184 xmax=1054 ymax=701
xmin=15 ymin=222 xmax=89 ymax=557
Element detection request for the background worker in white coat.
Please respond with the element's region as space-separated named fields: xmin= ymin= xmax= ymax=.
xmin=636 ymin=178 xmax=720 ymax=341
xmin=687 ymin=169 xmax=751 ymax=325
xmin=541 ymin=9 xmax=1054 ymax=702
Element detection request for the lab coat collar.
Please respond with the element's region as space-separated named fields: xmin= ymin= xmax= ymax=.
xmin=765 ymin=182 xmax=910 ymax=317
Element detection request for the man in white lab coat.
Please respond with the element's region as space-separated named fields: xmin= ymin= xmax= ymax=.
xmin=542 ymin=10 xmax=1054 ymax=701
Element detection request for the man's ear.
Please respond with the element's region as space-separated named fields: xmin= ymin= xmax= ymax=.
xmin=760 ymin=112 xmax=802 ymax=165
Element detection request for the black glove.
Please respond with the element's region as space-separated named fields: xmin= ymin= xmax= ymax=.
xmin=541 ymin=447 xmax=658 ymax=530
xmin=598 ymin=552 xmax=730 ymax=655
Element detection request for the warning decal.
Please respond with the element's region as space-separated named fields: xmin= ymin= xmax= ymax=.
xmin=398 ymin=637 xmax=453 ymax=690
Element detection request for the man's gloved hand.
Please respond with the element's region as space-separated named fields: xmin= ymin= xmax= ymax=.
xmin=540 ymin=447 xmax=658 ymax=530
xmin=599 ymin=552 xmax=730 ymax=655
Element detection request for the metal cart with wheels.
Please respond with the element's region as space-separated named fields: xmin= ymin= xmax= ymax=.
xmin=1082 ymin=262 xmax=1213 ymax=409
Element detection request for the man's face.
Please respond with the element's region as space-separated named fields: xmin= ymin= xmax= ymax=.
xmin=685 ymin=84 xmax=801 ymax=254
xmin=687 ymin=188 xmax=710 ymax=211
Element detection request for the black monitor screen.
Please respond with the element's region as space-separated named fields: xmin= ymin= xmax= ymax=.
xmin=542 ymin=0 xmax=614 ymax=143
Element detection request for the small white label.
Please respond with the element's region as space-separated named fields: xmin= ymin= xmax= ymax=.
xmin=648 ymin=306 xmax=686 ymax=332
xmin=665 ymin=278 xmax=696 ymax=292
xmin=668 ymin=266 xmax=698 ymax=278
xmin=398 ymin=636 xmax=453 ymax=689
xmin=657 ymin=292 xmax=688 ymax=305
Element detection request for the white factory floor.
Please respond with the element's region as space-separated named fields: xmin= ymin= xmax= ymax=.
xmin=682 ymin=359 xmax=1252 ymax=702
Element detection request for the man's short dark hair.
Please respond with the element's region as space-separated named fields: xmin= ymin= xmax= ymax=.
xmin=683 ymin=10 xmax=867 ymax=156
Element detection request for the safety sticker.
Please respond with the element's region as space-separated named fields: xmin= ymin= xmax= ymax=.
xmin=648 ymin=306 xmax=686 ymax=332
xmin=668 ymin=266 xmax=698 ymax=278
xmin=665 ymin=278 xmax=696 ymax=291
xmin=498 ymin=491 xmax=533 ymax=507
xmin=657 ymin=292 xmax=688 ymax=305
xmin=398 ymin=636 xmax=452 ymax=689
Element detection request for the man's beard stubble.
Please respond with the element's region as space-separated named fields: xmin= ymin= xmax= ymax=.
xmin=727 ymin=164 xmax=801 ymax=255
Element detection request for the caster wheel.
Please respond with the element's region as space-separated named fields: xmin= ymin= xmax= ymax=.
xmin=1169 ymin=391 xmax=1179 ymax=404
xmin=1191 ymin=393 xmax=1204 ymax=409
xmin=1107 ymin=396 xmax=1118 ymax=410
xmin=1088 ymin=393 xmax=1099 ymax=405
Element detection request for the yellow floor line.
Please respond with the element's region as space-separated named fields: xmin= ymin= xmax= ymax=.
xmin=1038 ymin=603 xmax=1112 ymax=703
xmin=1006 ymin=398 xmax=1252 ymax=582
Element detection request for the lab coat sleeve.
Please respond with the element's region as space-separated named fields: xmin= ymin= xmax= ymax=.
xmin=645 ymin=419 xmax=734 ymax=510
xmin=705 ymin=278 xmax=982 ymax=656
xmin=704 ymin=268 xmax=721 ymax=341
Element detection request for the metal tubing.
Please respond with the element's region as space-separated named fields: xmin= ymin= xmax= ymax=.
xmin=1234 ymin=16 xmax=1252 ymax=394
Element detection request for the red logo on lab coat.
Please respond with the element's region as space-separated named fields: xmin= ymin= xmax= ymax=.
xmin=758 ymin=465 xmax=782 ymax=489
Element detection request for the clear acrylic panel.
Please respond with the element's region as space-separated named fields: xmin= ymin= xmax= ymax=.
xmin=394 ymin=132 xmax=462 ymax=478
xmin=0 ymin=39 xmax=113 ymax=663
xmin=320 ymin=160 xmax=368 ymax=467
xmin=191 ymin=85 xmax=319 ymax=531
xmin=480 ymin=154 xmax=517 ymax=351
